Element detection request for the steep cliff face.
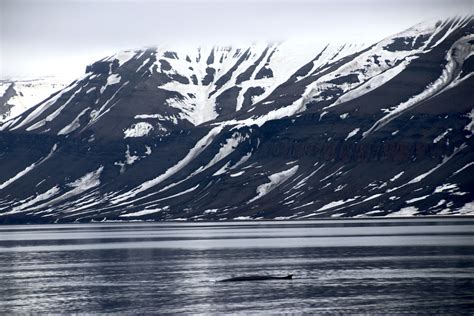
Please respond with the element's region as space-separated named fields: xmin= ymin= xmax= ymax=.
xmin=0 ymin=17 xmax=473 ymax=223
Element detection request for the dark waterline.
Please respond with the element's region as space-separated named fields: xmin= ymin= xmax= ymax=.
xmin=1 ymin=219 xmax=473 ymax=314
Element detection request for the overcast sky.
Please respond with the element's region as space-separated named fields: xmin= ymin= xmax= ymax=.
xmin=1 ymin=0 xmax=472 ymax=80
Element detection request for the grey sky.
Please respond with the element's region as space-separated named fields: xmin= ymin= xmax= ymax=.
xmin=1 ymin=0 xmax=472 ymax=79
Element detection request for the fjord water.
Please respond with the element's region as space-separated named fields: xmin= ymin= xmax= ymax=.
xmin=0 ymin=219 xmax=473 ymax=314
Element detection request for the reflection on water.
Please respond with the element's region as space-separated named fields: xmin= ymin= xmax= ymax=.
xmin=0 ymin=219 xmax=473 ymax=313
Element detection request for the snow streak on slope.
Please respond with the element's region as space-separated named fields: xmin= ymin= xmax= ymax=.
xmin=58 ymin=108 xmax=90 ymax=135
xmin=0 ymin=163 xmax=38 ymax=190
xmin=248 ymin=166 xmax=299 ymax=203
xmin=119 ymin=206 xmax=168 ymax=218
xmin=190 ymin=132 xmax=249 ymax=176
xmin=0 ymin=144 xmax=57 ymax=190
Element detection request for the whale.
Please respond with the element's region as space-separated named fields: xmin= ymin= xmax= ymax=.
xmin=219 ymin=273 xmax=293 ymax=282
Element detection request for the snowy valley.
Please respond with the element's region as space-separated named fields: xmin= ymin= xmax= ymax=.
xmin=0 ymin=77 xmax=69 ymax=123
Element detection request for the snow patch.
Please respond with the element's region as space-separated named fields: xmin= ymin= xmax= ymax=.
xmin=145 ymin=146 xmax=152 ymax=155
xmin=319 ymin=111 xmax=328 ymax=121
xmin=362 ymin=193 xmax=383 ymax=202
xmin=248 ymin=166 xmax=299 ymax=203
xmin=190 ymin=132 xmax=248 ymax=176
xmin=390 ymin=171 xmax=404 ymax=182
xmin=345 ymin=128 xmax=360 ymax=140
xmin=318 ymin=198 xmax=357 ymax=212
xmin=0 ymin=163 xmax=37 ymax=190
xmin=408 ymin=144 xmax=466 ymax=184
xmin=385 ymin=206 xmax=419 ymax=217
xmin=433 ymin=128 xmax=452 ymax=143
xmin=124 ymin=122 xmax=154 ymax=138
xmin=229 ymin=152 xmax=252 ymax=170
xmin=406 ymin=195 xmax=429 ymax=204
xmin=233 ymin=216 xmax=252 ymax=220
xmin=125 ymin=146 xmax=139 ymax=165
xmin=100 ymin=74 xmax=121 ymax=94
xmin=68 ymin=167 xmax=103 ymax=191
xmin=112 ymin=50 xmax=136 ymax=67
xmin=452 ymin=162 xmax=474 ymax=176
xmin=85 ymin=87 xmax=96 ymax=94
xmin=213 ymin=162 xmax=231 ymax=176
xmin=434 ymin=183 xmax=458 ymax=193
xmin=120 ymin=206 xmax=169 ymax=218
xmin=464 ymin=109 xmax=474 ymax=135
xmin=454 ymin=202 xmax=474 ymax=215
xmin=58 ymin=108 xmax=89 ymax=135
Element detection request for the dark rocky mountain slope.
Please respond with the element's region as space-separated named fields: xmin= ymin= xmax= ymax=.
xmin=0 ymin=17 xmax=472 ymax=223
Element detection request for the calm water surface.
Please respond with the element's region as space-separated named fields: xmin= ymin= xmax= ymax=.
xmin=0 ymin=219 xmax=473 ymax=314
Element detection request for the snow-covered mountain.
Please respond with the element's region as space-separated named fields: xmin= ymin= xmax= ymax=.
xmin=0 ymin=17 xmax=472 ymax=223
xmin=0 ymin=78 xmax=69 ymax=123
